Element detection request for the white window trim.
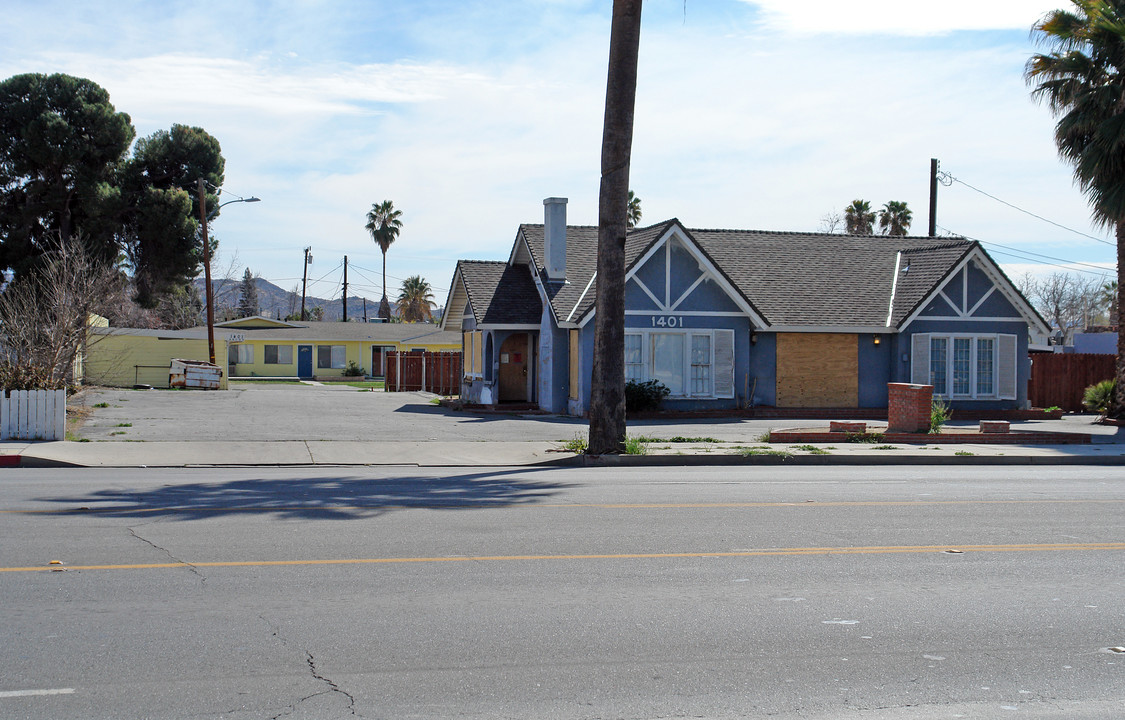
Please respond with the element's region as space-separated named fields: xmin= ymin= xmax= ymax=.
xmin=624 ymin=329 xmax=724 ymax=399
xmin=926 ymin=333 xmax=1001 ymax=400
xmin=232 ymin=344 xmax=253 ymax=364
xmin=264 ymin=344 xmax=293 ymax=365
xmin=317 ymin=344 xmax=347 ymax=370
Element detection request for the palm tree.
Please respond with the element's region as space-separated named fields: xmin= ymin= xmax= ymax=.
xmin=1027 ymin=1 xmax=1125 ymax=417
xmin=627 ymin=190 xmax=642 ymax=229
xmin=878 ymin=201 xmax=913 ymax=236
xmin=364 ymin=200 xmax=402 ymax=320
xmin=397 ymin=275 xmax=434 ymax=322
xmin=844 ymin=199 xmax=876 ymax=234
xmin=588 ymin=0 xmax=642 ymax=455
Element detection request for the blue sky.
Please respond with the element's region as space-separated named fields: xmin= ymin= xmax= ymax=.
xmin=4 ymin=0 xmax=1114 ymax=309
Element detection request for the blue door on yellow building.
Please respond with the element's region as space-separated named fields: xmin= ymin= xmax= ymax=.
xmin=298 ymin=345 xmax=313 ymax=378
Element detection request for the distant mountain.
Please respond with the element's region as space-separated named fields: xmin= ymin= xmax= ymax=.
xmin=192 ymin=277 xmax=442 ymax=322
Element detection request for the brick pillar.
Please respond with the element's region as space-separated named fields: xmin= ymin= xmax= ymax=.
xmin=887 ymin=383 xmax=933 ymax=433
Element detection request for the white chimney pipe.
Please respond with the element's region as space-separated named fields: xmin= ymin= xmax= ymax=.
xmin=543 ymin=197 xmax=567 ymax=281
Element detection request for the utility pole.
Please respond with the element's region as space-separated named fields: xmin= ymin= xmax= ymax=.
xmin=363 ymin=297 xmax=368 ymax=322
xmin=928 ymin=158 xmax=939 ymax=237
xmin=342 ymin=255 xmax=348 ymax=322
xmin=301 ymin=246 xmax=312 ymax=320
xmin=197 ymin=178 xmax=216 ymax=365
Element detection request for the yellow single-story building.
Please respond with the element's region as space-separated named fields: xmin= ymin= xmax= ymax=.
xmin=216 ymin=316 xmax=460 ymax=379
xmin=85 ymin=326 xmax=230 ymax=389
xmin=83 ymin=317 xmax=460 ymax=387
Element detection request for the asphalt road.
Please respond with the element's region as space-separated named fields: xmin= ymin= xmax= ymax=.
xmin=1 ymin=465 xmax=1123 ymax=719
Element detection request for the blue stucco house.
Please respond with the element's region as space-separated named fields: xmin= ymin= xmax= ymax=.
xmin=441 ymin=198 xmax=1050 ymax=415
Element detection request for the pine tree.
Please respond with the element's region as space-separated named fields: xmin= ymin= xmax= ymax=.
xmin=237 ymin=268 xmax=259 ymax=317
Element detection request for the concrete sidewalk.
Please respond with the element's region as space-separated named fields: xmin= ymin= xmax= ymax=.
xmin=4 ymin=438 xmax=1125 ymax=468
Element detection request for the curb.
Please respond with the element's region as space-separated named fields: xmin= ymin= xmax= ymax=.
xmin=575 ymin=453 xmax=1125 ymax=467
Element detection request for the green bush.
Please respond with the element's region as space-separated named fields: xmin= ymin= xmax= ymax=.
xmin=930 ymin=397 xmax=952 ymax=433
xmin=625 ymin=379 xmax=670 ymax=413
xmin=1082 ymin=378 xmax=1117 ymax=415
xmin=343 ymin=361 xmax=366 ymax=377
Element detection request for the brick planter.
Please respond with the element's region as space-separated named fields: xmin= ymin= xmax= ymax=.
xmin=887 ymin=383 xmax=933 ymax=433
xmin=979 ymin=420 xmax=1010 ymax=434
xmin=829 ymin=421 xmax=867 ymax=433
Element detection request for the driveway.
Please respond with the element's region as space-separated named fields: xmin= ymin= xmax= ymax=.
xmin=70 ymin=381 xmax=1122 ymax=444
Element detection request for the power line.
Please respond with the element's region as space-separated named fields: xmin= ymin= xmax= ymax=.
xmin=938 ymin=170 xmax=1114 ymax=247
xmin=938 ymin=225 xmax=1114 ymax=277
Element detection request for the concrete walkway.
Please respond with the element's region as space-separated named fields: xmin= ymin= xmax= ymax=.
xmin=1 ymin=383 xmax=1119 ymax=468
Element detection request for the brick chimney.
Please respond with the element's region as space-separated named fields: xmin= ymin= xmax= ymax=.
xmin=543 ymin=197 xmax=567 ymax=282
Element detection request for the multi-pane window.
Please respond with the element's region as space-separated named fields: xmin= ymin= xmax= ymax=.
xmin=651 ymin=333 xmax=685 ymax=395
xmin=690 ymin=335 xmax=711 ymax=395
xmin=952 ymin=337 xmax=972 ymax=395
xmin=976 ymin=338 xmax=994 ymax=395
xmin=264 ymin=345 xmax=293 ymax=365
xmin=622 ymin=329 xmax=730 ymax=398
xmin=925 ymin=335 xmax=1000 ymax=398
xmin=317 ymin=345 xmax=346 ymax=369
xmin=624 ymin=334 xmax=643 ymax=380
xmin=929 ymin=337 xmax=947 ymax=392
xmin=229 ymin=344 xmax=253 ymax=364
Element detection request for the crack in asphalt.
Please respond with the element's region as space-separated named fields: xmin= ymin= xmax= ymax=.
xmin=126 ymin=525 xmax=205 ymax=582
xmin=261 ymin=615 xmax=360 ymax=718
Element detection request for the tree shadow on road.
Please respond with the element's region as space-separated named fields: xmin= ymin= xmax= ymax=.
xmin=34 ymin=468 xmax=572 ymax=521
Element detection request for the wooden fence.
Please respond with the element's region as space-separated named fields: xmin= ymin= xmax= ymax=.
xmin=385 ymin=351 xmax=461 ymax=394
xmin=1028 ymin=353 xmax=1115 ymax=411
xmin=1 ymin=389 xmax=67 ymax=440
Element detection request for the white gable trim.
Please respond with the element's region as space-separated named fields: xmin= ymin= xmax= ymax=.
xmin=885 ymin=251 xmax=902 ymax=328
xmin=440 ymin=266 xmax=468 ymax=331
xmin=618 ymin=225 xmax=768 ymax=328
xmin=900 ymin=246 xmax=1049 ymax=335
xmin=565 ymin=273 xmax=598 ymax=323
xmin=507 ymin=228 xmax=535 ymax=268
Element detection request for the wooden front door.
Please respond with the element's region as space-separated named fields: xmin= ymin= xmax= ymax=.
xmin=498 ymin=333 xmax=529 ymax=403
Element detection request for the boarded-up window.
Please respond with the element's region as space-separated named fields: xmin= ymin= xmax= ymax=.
xmin=568 ymin=329 xmax=580 ymax=400
xmin=776 ymin=333 xmax=858 ymax=408
xmin=463 ymin=332 xmax=476 ymax=375
xmin=473 ymin=331 xmax=483 ymax=376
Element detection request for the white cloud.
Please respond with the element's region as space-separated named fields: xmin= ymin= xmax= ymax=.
xmin=742 ymin=1 xmax=1060 ymax=35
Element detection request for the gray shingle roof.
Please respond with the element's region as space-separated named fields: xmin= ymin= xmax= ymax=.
xmin=457 ymin=260 xmax=542 ymax=325
xmin=517 ymin=222 xmax=978 ymax=328
xmin=519 ymin=220 xmax=673 ymax=323
xmin=190 ymin=321 xmax=458 ymax=343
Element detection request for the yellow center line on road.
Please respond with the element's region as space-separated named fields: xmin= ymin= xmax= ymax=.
xmin=3 ymin=542 xmax=1123 ymax=574
xmin=4 ymin=498 xmax=1125 ymax=515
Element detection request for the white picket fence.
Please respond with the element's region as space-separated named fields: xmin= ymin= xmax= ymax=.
xmin=1 ymin=389 xmax=67 ymax=441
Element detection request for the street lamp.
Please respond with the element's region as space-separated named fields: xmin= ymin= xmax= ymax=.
xmin=197 ymin=178 xmax=261 ymax=365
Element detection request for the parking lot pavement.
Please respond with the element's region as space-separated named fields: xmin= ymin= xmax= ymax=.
xmin=68 ymin=381 xmax=1123 ymax=446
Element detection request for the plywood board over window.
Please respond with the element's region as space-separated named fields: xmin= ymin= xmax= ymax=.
xmin=776 ymin=333 xmax=858 ymax=408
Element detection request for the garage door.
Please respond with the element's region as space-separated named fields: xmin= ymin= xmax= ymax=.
xmin=776 ymin=333 xmax=858 ymax=408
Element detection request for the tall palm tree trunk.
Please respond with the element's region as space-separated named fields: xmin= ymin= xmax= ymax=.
xmin=588 ymin=0 xmax=642 ymax=454
xmin=1116 ymin=221 xmax=1125 ymax=417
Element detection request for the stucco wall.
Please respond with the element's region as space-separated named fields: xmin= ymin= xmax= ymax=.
xmin=85 ymin=333 xmax=228 ymax=389
xmin=901 ymin=318 xmax=1030 ymax=409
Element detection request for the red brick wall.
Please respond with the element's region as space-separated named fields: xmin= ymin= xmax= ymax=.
xmin=887 ymin=383 xmax=932 ymax=433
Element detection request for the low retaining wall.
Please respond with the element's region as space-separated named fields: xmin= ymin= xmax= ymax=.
xmin=769 ymin=429 xmax=1090 ymax=445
